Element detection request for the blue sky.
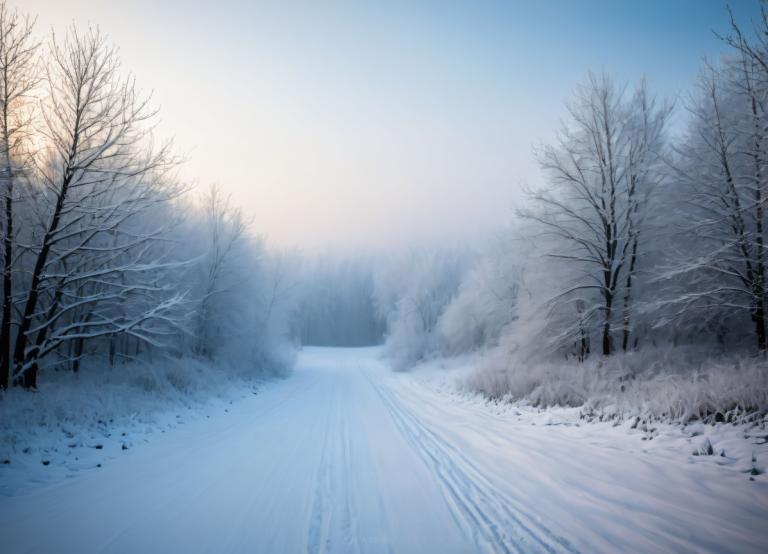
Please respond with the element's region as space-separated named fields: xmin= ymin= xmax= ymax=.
xmin=23 ymin=0 xmax=760 ymax=251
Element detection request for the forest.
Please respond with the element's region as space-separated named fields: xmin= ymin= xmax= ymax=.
xmin=0 ymin=2 xmax=766 ymax=422
xmin=363 ymin=7 xmax=768 ymax=423
xmin=0 ymin=10 xmax=299 ymax=392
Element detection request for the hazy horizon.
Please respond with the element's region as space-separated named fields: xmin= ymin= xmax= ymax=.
xmin=22 ymin=0 xmax=756 ymax=252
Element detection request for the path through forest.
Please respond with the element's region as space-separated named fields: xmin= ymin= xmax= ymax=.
xmin=2 ymin=347 xmax=767 ymax=553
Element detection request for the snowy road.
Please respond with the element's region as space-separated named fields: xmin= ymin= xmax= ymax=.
xmin=2 ymin=347 xmax=767 ymax=553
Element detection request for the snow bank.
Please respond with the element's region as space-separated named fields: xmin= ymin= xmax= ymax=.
xmin=0 ymin=355 xmax=291 ymax=495
xmin=404 ymin=354 xmax=768 ymax=485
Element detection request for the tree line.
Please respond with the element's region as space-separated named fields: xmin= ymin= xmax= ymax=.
xmin=0 ymin=3 xmax=293 ymax=390
xmin=374 ymin=4 xmax=768 ymax=368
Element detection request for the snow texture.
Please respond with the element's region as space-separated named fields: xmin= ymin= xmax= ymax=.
xmin=1 ymin=347 xmax=766 ymax=553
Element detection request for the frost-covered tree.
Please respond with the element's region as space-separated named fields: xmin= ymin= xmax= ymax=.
xmin=374 ymin=248 xmax=467 ymax=369
xmin=0 ymin=2 xmax=39 ymax=388
xmin=12 ymin=27 xmax=182 ymax=388
xmin=665 ymin=10 xmax=768 ymax=353
xmin=438 ymin=231 xmax=526 ymax=354
xmin=525 ymin=74 xmax=670 ymax=357
xmin=0 ymin=5 xmax=298 ymax=393
xmin=193 ymin=184 xmax=248 ymax=357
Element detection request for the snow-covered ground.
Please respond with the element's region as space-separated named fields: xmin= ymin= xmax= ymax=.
xmin=1 ymin=347 xmax=767 ymax=553
xmin=0 ymin=357 xmax=274 ymax=497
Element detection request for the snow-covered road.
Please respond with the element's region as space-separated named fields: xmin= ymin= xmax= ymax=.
xmin=2 ymin=347 xmax=767 ymax=553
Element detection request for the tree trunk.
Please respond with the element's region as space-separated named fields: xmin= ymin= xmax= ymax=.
xmin=109 ymin=334 xmax=116 ymax=367
xmin=579 ymin=323 xmax=590 ymax=362
xmin=602 ymin=293 xmax=614 ymax=356
xmin=0 ymin=114 xmax=13 ymax=389
xmin=748 ymin=70 xmax=767 ymax=353
xmin=0 ymin=168 xmax=11 ymax=389
xmin=15 ymin=284 xmax=63 ymax=388
xmin=622 ymin=236 xmax=639 ymax=352
xmin=755 ymin=301 xmax=767 ymax=352
xmin=13 ymin=171 xmax=73 ymax=388
xmin=72 ymin=336 xmax=84 ymax=373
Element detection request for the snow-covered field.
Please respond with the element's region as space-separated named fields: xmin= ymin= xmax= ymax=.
xmin=1 ymin=347 xmax=767 ymax=553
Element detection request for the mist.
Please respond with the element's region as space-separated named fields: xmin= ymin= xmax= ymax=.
xmin=19 ymin=0 xmax=754 ymax=253
xmin=1 ymin=2 xmax=767 ymax=553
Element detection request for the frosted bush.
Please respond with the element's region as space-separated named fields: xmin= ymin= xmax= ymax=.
xmin=468 ymin=345 xmax=768 ymax=423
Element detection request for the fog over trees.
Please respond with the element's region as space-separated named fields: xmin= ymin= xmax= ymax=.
xmin=0 ymin=10 xmax=297 ymax=391
xmin=295 ymin=256 xmax=385 ymax=347
xmin=357 ymin=5 xmax=768 ymax=419
xmin=0 ymin=0 xmax=765 ymax=423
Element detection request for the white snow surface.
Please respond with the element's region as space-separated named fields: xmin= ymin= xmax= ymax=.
xmin=1 ymin=347 xmax=767 ymax=553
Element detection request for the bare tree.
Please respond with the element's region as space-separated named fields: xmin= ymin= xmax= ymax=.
xmin=12 ymin=27 xmax=181 ymax=388
xmin=194 ymin=184 xmax=248 ymax=357
xmin=620 ymin=82 xmax=670 ymax=351
xmin=526 ymin=74 xmax=670 ymax=357
xmin=668 ymin=10 xmax=768 ymax=352
xmin=0 ymin=2 xmax=39 ymax=388
xmin=725 ymin=7 xmax=768 ymax=350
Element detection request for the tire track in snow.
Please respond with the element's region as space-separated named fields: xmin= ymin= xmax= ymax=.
xmin=338 ymin=395 xmax=363 ymax=554
xmin=306 ymin=391 xmax=336 ymax=554
xmin=306 ymin=380 xmax=367 ymax=554
xmin=369 ymin=373 xmax=578 ymax=554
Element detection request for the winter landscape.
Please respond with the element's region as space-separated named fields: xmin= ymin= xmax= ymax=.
xmin=1 ymin=1 xmax=768 ymax=553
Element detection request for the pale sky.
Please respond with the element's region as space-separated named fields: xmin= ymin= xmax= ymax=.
xmin=21 ymin=0 xmax=756 ymax=252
